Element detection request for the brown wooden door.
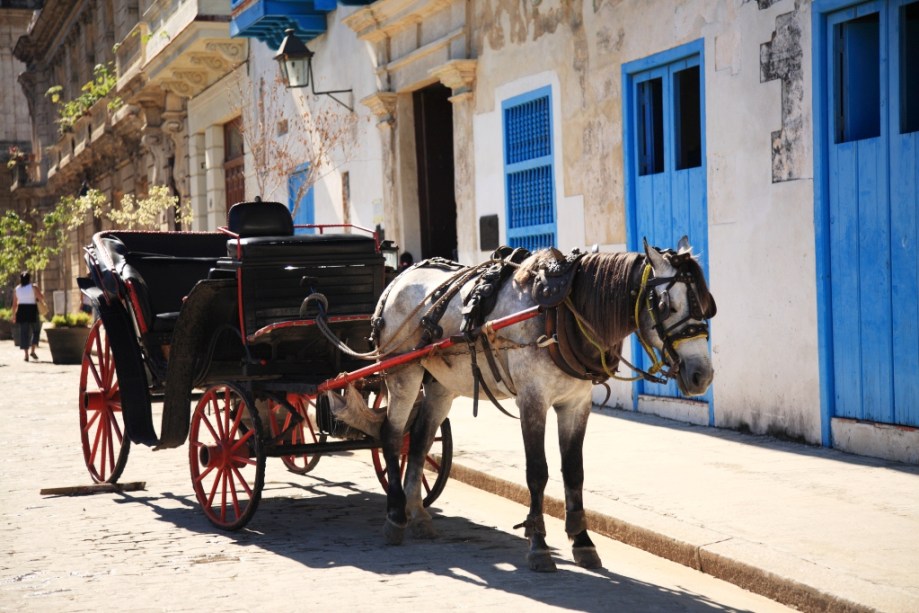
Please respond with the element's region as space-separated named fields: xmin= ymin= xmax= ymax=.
xmin=413 ymin=84 xmax=457 ymax=260
xmin=224 ymin=118 xmax=245 ymax=210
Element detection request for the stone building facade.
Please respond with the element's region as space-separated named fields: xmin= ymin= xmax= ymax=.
xmin=10 ymin=0 xmax=245 ymax=311
xmin=6 ymin=0 xmax=917 ymax=463
xmin=232 ymin=0 xmax=918 ymax=463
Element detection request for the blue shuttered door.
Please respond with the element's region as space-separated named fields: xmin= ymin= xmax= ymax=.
xmin=288 ymin=163 xmax=314 ymax=235
xmin=824 ymin=0 xmax=919 ymax=427
xmin=624 ymin=42 xmax=711 ymax=406
xmin=503 ymin=87 xmax=556 ymax=251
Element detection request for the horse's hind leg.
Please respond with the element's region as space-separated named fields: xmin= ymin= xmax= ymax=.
xmin=403 ymin=379 xmax=453 ymax=539
xmin=518 ymin=395 xmax=557 ymax=572
xmin=381 ymin=365 xmax=425 ymax=546
xmin=557 ymin=399 xmax=602 ymax=569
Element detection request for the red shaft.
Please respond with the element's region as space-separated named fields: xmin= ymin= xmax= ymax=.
xmin=317 ymin=305 xmax=542 ymax=393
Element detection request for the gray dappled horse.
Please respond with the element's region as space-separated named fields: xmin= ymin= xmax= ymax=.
xmin=371 ymin=237 xmax=716 ymax=572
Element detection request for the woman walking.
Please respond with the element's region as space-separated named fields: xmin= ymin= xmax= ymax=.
xmin=11 ymin=271 xmax=44 ymax=361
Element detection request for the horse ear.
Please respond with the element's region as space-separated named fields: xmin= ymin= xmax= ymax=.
xmin=643 ymin=237 xmax=667 ymax=270
xmin=677 ymin=235 xmax=691 ymax=255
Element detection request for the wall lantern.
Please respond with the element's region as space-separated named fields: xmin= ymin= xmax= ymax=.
xmin=274 ymin=28 xmax=353 ymax=112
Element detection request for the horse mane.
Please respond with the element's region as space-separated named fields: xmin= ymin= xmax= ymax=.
xmin=514 ymin=249 xmax=642 ymax=349
xmin=570 ymin=252 xmax=643 ymax=348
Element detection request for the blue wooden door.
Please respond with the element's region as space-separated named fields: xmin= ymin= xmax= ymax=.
xmin=624 ymin=41 xmax=711 ymax=406
xmin=288 ymin=163 xmax=314 ymax=234
xmin=823 ymin=0 xmax=919 ymax=427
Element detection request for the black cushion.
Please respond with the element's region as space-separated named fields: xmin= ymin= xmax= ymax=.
xmin=226 ymin=232 xmax=379 ymax=259
xmin=227 ymin=201 xmax=294 ymax=237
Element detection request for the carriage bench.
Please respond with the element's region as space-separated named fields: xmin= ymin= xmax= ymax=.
xmin=217 ymin=201 xmax=385 ymax=342
xmin=88 ymin=230 xmax=228 ymax=337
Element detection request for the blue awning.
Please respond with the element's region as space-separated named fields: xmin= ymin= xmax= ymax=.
xmin=230 ymin=0 xmax=374 ymax=49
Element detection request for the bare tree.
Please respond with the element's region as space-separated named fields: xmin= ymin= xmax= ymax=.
xmin=230 ymin=71 xmax=361 ymax=218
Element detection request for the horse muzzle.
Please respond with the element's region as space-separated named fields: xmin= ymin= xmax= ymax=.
xmin=675 ymin=359 xmax=714 ymax=396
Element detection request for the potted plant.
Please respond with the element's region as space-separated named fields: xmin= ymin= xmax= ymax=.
xmin=0 ymin=307 xmax=12 ymax=341
xmin=45 ymin=312 xmax=92 ymax=364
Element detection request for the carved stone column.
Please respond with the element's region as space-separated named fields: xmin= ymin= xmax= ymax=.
xmin=163 ymin=111 xmax=189 ymax=202
xmin=141 ymin=128 xmax=171 ymax=188
xmin=361 ymin=92 xmax=399 ymax=246
xmin=187 ymin=132 xmax=207 ymax=230
xmin=430 ymin=59 xmax=478 ymax=259
xmin=204 ymin=124 xmax=226 ymax=230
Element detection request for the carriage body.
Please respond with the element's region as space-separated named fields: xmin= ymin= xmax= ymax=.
xmin=77 ymin=202 xmax=451 ymax=529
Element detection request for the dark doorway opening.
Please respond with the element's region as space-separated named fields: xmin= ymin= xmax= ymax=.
xmin=413 ymin=84 xmax=457 ymax=260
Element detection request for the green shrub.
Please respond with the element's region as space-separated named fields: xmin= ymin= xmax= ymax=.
xmin=51 ymin=312 xmax=92 ymax=328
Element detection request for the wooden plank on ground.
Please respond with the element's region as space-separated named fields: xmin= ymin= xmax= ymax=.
xmin=40 ymin=482 xmax=146 ymax=496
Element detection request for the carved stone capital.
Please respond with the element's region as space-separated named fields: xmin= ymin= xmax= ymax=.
xmin=361 ymin=92 xmax=398 ymax=124
xmin=429 ymin=59 xmax=477 ymax=98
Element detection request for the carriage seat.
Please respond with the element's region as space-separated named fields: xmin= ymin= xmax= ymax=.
xmin=215 ymin=202 xmax=384 ymax=337
xmin=95 ymin=231 xmax=227 ymax=335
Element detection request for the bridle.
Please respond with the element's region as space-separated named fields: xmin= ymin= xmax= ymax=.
xmin=559 ymin=253 xmax=713 ymax=386
xmin=632 ymin=256 xmax=712 ymax=383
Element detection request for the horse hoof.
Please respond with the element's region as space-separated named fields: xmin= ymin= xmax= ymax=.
xmin=411 ymin=518 xmax=438 ymax=540
xmin=573 ymin=546 xmax=602 ymax=569
xmin=384 ymin=518 xmax=406 ymax=545
xmin=527 ymin=551 xmax=557 ymax=573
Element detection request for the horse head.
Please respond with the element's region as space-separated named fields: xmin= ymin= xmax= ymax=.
xmin=640 ymin=236 xmax=716 ymax=396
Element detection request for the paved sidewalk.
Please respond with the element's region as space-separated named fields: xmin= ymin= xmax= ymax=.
xmin=4 ymin=334 xmax=917 ymax=611
xmin=444 ymin=396 xmax=919 ymax=612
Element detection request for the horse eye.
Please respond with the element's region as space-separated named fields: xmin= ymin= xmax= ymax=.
xmin=657 ymin=291 xmax=671 ymax=318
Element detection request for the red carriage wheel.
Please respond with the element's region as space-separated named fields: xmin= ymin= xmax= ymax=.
xmin=266 ymin=394 xmax=326 ymax=474
xmin=189 ymin=383 xmax=265 ymax=531
xmin=79 ymin=319 xmax=130 ymax=483
xmin=371 ymin=418 xmax=453 ymax=508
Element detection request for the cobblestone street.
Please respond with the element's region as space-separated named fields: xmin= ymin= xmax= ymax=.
xmin=0 ymin=340 xmax=789 ymax=612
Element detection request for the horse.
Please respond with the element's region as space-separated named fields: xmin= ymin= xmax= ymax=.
xmin=367 ymin=236 xmax=716 ymax=572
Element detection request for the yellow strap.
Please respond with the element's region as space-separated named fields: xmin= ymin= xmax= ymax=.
xmin=672 ymin=333 xmax=708 ymax=350
xmin=634 ymin=264 xmax=665 ymax=374
xmin=564 ymin=297 xmax=618 ymax=379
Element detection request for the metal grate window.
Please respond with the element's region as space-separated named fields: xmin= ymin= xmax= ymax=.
xmin=503 ymin=87 xmax=556 ymax=250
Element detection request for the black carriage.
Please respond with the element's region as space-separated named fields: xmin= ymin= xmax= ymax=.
xmin=78 ymin=201 xmax=452 ymax=530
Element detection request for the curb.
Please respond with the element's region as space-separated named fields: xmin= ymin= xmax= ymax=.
xmin=447 ymin=461 xmax=874 ymax=613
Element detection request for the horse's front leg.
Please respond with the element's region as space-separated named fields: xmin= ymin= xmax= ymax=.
xmin=518 ymin=395 xmax=556 ymax=572
xmin=557 ymin=398 xmax=602 ymax=569
xmin=381 ymin=366 xmax=425 ymax=545
xmin=403 ymin=380 xmax=453 ymax=539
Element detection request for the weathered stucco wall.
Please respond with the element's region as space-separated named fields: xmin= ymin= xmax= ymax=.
xmin=705 ymin=0 xmax=819 ymax=442
xmin=470 ymin=0 xmax=822 ymax=443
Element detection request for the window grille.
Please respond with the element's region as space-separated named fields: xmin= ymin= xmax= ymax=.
xmin=503 ymin=87 xmax=556 ymax=250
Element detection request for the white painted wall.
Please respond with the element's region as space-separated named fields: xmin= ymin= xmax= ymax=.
xmin=242 ymin=8 xmax=384 ymax=235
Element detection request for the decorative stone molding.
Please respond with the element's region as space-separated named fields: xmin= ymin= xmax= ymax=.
xmin=429 ymin=59 xmax=477 ymax=102
xmin=205 ymin=41 xmax=246 ymax=63
xmin=361 ymin=92 xmax=398 ymax=125
xmin=145 ymin=38 xmax=247 ymax=99
xmin=188 ymin=52 xmax=229 ymax=72
xmin=344 ymin=0 xmax=454 ymax=43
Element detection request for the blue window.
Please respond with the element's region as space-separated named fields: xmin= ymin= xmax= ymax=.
xmin=288 ymin=163 xmax=314 ymax=234
xmin=834 ymin=12 xmax=881 ymax=142
xmin=502 ymin=86 xmax=556 ymax=251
